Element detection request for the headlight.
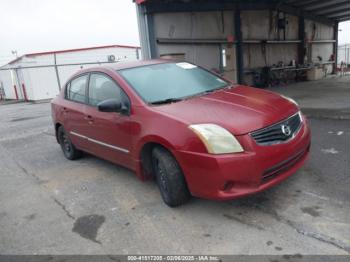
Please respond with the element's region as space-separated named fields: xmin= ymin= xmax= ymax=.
xmin=281 ymin=95 xmax=299 ymax=106
xmin=189 ymin=124 xmax=244 ymax=154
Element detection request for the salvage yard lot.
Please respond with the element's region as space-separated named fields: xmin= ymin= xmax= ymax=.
xmin=0 ymin=100 xmax=349 ymax=255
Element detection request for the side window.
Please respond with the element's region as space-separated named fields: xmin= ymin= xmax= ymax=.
xmin=88 ymin=73 xmax=122 ymax=106
xmin=67 ymin=75 xmax=88 ymax=103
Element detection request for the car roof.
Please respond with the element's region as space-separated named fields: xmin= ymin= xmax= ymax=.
xmin=67 ymin=59 xmax=176 ymax=83
xmin=77 ymin=59 xmax=172 ymax=75
xmin=105 ymin=59 xmax=170 ymax=71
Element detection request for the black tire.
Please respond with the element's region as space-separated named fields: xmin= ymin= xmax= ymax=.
xmin=152 ymin=146 xmax=191 ymax=207
xmin=57 ymin=126 xmax=82 ymax=160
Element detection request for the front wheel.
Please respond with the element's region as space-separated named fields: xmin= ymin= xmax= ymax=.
xmin=152 ymin=147 xmax=191 ymax=207
xmin=57 ymin=126 xmax=82 ymax=160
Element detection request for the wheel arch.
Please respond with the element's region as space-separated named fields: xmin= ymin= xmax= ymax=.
xmin=54 ymin=122 xmax=63 ymax=143
xmin=136 ymin=136 xmax=177 ymax=181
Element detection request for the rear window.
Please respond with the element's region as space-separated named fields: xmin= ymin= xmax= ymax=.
xmin=66 ymin=74 xmax=88 ymax=103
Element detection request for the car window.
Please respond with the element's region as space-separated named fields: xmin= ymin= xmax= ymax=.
xmin=67 ymin=75 xmax=88 ymax=103
xmin=88 ymin=73 xmax=122 ymax=106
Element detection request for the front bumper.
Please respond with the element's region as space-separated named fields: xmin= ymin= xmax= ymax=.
xmin=174 ymin=116 xmax=311 ymax=200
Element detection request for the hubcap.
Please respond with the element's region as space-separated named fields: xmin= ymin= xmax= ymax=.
xmin=61 ymin=133 xmax=71 ymax=153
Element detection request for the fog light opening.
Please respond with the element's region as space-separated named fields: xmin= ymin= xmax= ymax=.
xmin=222 ymin=181 xmax=235 ymax=192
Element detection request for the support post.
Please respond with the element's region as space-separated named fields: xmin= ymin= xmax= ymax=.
xmin=234 ymin=6 xmax=244 ymax=84
xmin=136 ymin=3 xmax=149 ymax=59
xmin=145 ymin=12 xmax=157 ymax=58
xmin=136 ymin=48 xmax=140 ymax=60
xmin=54 ymin=53 xmax=61 ymax=91
xmin=22 ymin=83 xmax=28 ymax=101
xmin=136 ymin=3 xmax=156 ymax=59
xmin=298 ymin=16 xmax=306 ymax=65
xmin=333 ymin=22 xmax=339 ymax=74
xmin=13 ymin=85 xmax=18 ymax=100
xmin=14 ymin=69 xmax=24 ymax=100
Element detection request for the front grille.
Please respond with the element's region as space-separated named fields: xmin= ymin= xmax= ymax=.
xmin=251 ymin=112 xmax=302 ymax=145
xmin=262 ymin=145 xmax=309 ymax=183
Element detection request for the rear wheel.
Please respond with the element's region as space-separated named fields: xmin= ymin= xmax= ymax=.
xmin=152 ymin=147 xmax=190 ymax=207
xmin=57 ymin=126 xmax=82 ymax=160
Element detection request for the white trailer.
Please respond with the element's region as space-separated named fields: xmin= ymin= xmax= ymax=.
xmin=0 ymin=44 xmax=141 ymax=101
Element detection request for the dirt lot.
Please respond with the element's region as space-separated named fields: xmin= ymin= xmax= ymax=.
xmin=0 ymin=81 xmax=349 ymax=255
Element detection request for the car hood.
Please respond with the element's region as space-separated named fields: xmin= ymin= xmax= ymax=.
xmin=152 ymin=85 xmax=299 ymax=135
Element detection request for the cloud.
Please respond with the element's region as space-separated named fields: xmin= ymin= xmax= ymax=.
xmin=0 ymin=0 xmax=140 ymax=64
xmin=339 ymin=21 xmax=350 ymax=45
xmin=1 ymin=1 xmax=349 ymax=64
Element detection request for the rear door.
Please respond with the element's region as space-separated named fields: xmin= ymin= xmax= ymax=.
xmin=62 ymin=74 xmax=90 ymax=150
xmin=83 ymin=72 xmax=133 ymax=167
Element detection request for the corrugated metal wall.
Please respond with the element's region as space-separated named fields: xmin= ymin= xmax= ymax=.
xmin=153 ymin=11 xmax=237 ymax=82
xmin=137 ymin=6 xmax=336 ymax=85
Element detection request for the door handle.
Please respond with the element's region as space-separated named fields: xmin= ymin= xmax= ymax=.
xmin=84 ymin=115 xmax=94 ymax=124
xmin=62 ymin=107 xmax=68 ymax=114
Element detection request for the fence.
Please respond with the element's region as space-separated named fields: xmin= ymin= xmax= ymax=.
xmin=338 ymin=44 xmax=350 ymax=75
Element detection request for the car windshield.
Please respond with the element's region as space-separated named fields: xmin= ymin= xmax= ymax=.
xmin=118 ymin=62 xmax=230 ymax=104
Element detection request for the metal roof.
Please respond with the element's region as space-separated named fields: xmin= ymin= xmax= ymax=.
xmin=136 ymin=0 xmax=350 ymax=23
xmin=25 ymin=44 xmax=140 ymax=57
xmin=285 ymin=0 xmax=350 ymax=23
xmin=6 ymin=44 xmax=140 ymax=65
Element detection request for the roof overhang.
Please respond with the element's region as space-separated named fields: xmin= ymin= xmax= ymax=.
xmin=135 ymin=0 xmax=350 ymax=25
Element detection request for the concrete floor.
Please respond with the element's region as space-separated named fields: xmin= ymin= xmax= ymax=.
xmin=0 ymin=77 xmax=350 ymax=255
xmin=270 ymin=75 xmax=350 ymax=119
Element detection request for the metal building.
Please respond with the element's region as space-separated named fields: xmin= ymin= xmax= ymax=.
xmin=135 ymin=0 xmax=350 ymax=85
xmin=0 ymin=44 xmax=141 ymax=101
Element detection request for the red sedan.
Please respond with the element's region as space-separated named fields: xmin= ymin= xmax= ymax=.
xmin=51 ymin=60 xmax=311 ymax=207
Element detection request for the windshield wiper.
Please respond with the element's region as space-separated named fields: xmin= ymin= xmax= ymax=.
xmin=150 ymin=98 xmax=183 ymax=105
xmin=195 ymin=85 xmax=233 ymax=97
xmin=201 ymin=89 xmax=217 ymax=95
xmin=191 ymin=88 xmax=222 ymax=98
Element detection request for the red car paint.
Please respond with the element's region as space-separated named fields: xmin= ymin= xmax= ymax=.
xmin=51 ymin=60 xmax=311 ymax=200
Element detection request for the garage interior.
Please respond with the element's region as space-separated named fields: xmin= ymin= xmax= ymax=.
xmin=136 ymin=0 xmax=349 ymax=86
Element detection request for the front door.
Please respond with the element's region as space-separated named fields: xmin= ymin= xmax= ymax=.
xmin=83 ymin=73 xmax=133 ymax=167
xmin=63 ymin=74 xmax=91 ymax=151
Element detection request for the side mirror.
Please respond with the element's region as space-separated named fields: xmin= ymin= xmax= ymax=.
xmin=97 ymin=99 xmax=122 ymax=113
